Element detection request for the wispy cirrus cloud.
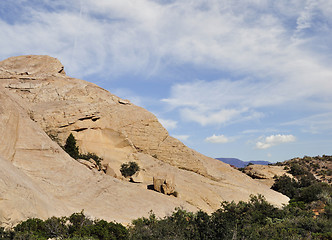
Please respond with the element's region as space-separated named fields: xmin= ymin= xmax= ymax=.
xmin=158 ymin=1 xmax=332 ymax=126
xmin=205 ymin=134 xmax=232 ymax=144
xmin=283 ymin=112 xmax=332 ymax=134
xmin=162 ymin=72 xmax=332 ymax=127
xmin=256 ymin=134 xmax=296 ymax=149
xmin=242 ymin=128 xmax=278 ymax=135
xmin=180 ymin=107 xmax=248 ymax=126
xmin=1 ymin=0 xmax=332 ymax=80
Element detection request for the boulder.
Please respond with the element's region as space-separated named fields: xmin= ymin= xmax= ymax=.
xmin=153 ymin=174 xmax=175 ymax=195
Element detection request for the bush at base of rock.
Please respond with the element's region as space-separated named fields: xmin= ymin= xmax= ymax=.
xmin=2 ymin=194 xmax=332 ymax=240
xmin=63 ymin=134 xmax=103 ymax=170
xmin=4 ymin=211 xmax=128 ymax=240
xmin=128 ymin=195 xmax=332 ymax=240
xmin=79 ymin=152 xmax=103 ymax=170
xmin=120 ymin=161 xmax=140 ymax=178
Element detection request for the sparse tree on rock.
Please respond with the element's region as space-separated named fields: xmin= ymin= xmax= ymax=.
xmin=64 ymin=133 xmax=79 ymax=159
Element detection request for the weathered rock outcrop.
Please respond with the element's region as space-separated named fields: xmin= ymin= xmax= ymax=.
xmin=153 ymin=174 xmax=176 ymax=195
xmin=0 ymin=55 xmax=289 ymax=227
xmin=244 ymin=164 xmax=293 ymax=187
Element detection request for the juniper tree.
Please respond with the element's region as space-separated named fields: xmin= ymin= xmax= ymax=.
xmin=64 ymin=133 xmax=79 ymax=159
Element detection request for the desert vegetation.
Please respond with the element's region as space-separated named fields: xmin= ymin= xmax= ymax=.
xmin=274 ymin=155 xmax=332 ymax=184
xmin=1 ymin=192 xmax=331 ymax=240
xmin=64 ymin=133 xmax=80 ymax=160
xmin=64 ymin=133 xmax=103 ymax=170
xmin=271 ymin=157 xmax=332 ymax=224
xmin=120 ymin=161 xmax=140 ymax=178
xmin=129 ymin=194 xmax=332 ymax=240
xmin=0 ymin=211 xmax=128 ymax=240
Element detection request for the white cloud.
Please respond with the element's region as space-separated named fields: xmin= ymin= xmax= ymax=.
xmin=256 ymin=134 xmax=296 ymax=149
xmin=242 ymin=128 xmax=278 ymax=134
xmin=205 ymin=134 xmax=231 ymax=144
xmin=1 ymin=0 xmax=332 ymax=80
xmin=159 ymin=118 xmax=177 ymax=130
xmin=295 ymin=1 xmax=315 ymax=32
xmin=180 ymin=107 xmax=246 ymax=126
xmin=162 ymin=70 xmax=332 ymax=126
xmin=162 ymin=55 xmax=332 ymax=125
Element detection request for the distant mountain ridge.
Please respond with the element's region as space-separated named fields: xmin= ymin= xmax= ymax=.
xmin=216 ymin=158 xmax=271 ymax=168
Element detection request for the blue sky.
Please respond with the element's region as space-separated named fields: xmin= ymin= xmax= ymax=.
xmin=1 ymin=0 xmax=332 ymax=162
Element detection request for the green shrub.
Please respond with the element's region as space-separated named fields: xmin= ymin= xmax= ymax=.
xmin=271 ymin=174 xmax=299 ymax=199
xmin=14 ymin=218 xmax=45 ymax=236
xmin=120 ymin=161 xmax=140 ymax=178
xmin=129 ymin=195 xmax=288 ymax=240
xmin=64 ymin=133 xmax=80 ymax=159
xmin=288 ymin=163 xmax=307 ymax=176
xmin=68 ymin=211 xmax=93 ymax=237
xmin=3 ymin=194 xmax=332 ymax=240
xmin=5 ymin=212 xmax=128 ymax=240
xmin=0 ymin=227 xmax=11 ymax=240
xmin=43 ymin=216 xmax=68 ymax=239
xmin=298 ymin=182 xmax=332 ymax=203
xmin=129 ymin=208 xmax=199 ymax=240
xmin=80 ymin=152 xmax=103 ymax=170
xmin=64 ymin=134 xmax=103 ymax=169
xmin=88 ymin=219 xmax=129 ymax=240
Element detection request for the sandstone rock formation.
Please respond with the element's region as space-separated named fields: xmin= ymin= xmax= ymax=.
xmin=0 ymin=55 xmax=289 ymax=227
xmin=153 ymin=174 xmax=176 ymax=195
xmin=244 ymin=164 xmax=293 ymax=187
xmin=104 ymin=163 xmax=118 ymax=178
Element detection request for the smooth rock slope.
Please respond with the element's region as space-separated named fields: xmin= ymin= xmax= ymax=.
xmin=0 ymin=55 xmax=289 ymax=227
